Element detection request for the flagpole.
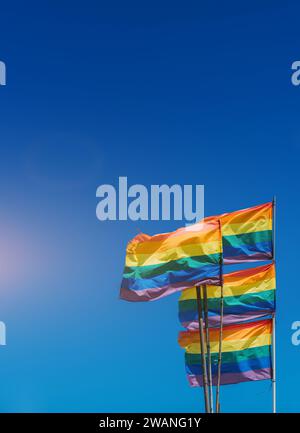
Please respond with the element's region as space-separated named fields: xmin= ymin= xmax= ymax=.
xmin=196 ymin=285 xmax=211 ymax=413
xmin=215 ymin=219 xmax=224 ymax=414
xmin=272 ymin=196 xmax=276 ymax=413
xmin=203 ymin=284 xmax=213 ymax=413
xmin=215 ymin=283 xmax=224 ymax=413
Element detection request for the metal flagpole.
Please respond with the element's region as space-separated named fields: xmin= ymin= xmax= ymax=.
xmin=215 ymin=218 xmax=224 ymax=414
xmin=272 ymin=196 xmax=276 ymax=413
xmin=203 ymin=284 xmax=214 ymax=413
xmin=272 ymin=313 xmax=276 ymax=413
xmin=196 ymin=285 xmax=211 ymax=413
xmin=215 ymin=283 xmax=224 ymax=413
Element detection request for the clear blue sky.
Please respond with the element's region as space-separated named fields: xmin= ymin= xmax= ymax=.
xmin=0 ymin=1 xmax=299 ymax=412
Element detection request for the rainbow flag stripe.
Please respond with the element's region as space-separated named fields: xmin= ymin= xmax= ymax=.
xmin=178 ymin=319 xmax=272 ymax=386
xmin=179 ymin=263 xmax=275 ymax=328
xmin=120 ymin=220 xmax=222 ymax=302
xmin=206 ymin=202 xmax=273 ymax=264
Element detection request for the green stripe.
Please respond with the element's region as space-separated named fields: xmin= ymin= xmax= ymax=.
xmin=185 ymin=345 xmax=271 ymax=365
xmin=179 ymin=289 xmax=275 ymax=312
xmin=123 ymin=253 xmax=220 ymax=279
xmin=223 ymin=230 xmax=272 ymax=248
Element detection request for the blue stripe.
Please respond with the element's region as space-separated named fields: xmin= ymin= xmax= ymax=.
xmin=209 ymin=300 xmax=274 ymax=315
xmin=179 ymin=301 xmax=275 ymax=323
xmin=186 ymin=356 xmax=271 ymax=376
xmin=223 ymin=241 xmax=272 ymax=259
xmin=121 ymin=263 xmax=221 ymax=291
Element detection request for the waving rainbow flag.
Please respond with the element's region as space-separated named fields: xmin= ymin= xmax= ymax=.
xmin=179 ymin=263 xmax=275 ymax=328
xmin=206 ymin=202 xmax=273 ymax=264
xmin=178 ymin=319 xmax=272 ymax=386
xmin=120 ymin=220 xmax=222 ymax=302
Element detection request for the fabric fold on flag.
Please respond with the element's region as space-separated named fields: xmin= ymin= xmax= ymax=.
xmin=205 ymin=202 xmax=273 ymax=264
xmin=179 ymin=263 xmax=275 ymax=328
xmin=120 ymin=220 xmax=222 ymax=302
xmin=178 ymin=319 xmax=272 ymax=386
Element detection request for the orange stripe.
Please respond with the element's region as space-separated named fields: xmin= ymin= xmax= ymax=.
xmin=178 ymin=320 xmax=272 ymax=347
xmin=223 ymin=263 xmax=275 ymax=285
xmin=127 ymin=221 xmax=221 ymax=255
xmin=205 ymin=202 xmax=272 ymax=226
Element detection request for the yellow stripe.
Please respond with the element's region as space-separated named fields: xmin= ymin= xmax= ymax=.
xmin=208 ymin=277 xmax=275 ymax=298
xmin=185 ymin=334 xmax=271 ymax=354
xmin=179 ymin=266 xmax=275 ymax=300
xmin=179 ymin=321 xmax=271 ymax=344
xmin=221 ymin=219 xmax=272 ymax=236
xmin=219 ymin=203 xmax=272 ymax=235
xmin=131 ymin=230 xmax=221 ymax=255
xmin=180 ymin=277 xmax=275 ymax=300
xmin=125 ymin=240 xmax=221 ymax=267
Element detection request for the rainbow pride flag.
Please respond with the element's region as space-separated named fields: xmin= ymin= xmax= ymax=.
xmin=120 ymin=220 xmax=222 ymax=302
xmin=179 ymin=263 xmax=275 ymax=328
xmin=178 ymin=319 xmax=272 ymax=386
xmin=206 ymin=202 xmax=273 ymax=264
